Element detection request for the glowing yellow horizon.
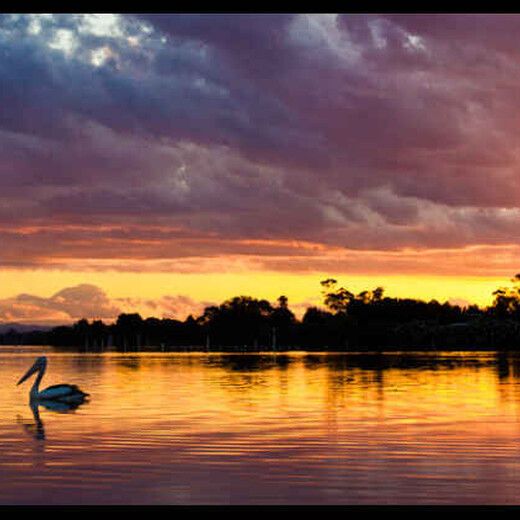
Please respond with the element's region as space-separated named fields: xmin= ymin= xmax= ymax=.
xmin=2 ymin=238 xmax=519 ymax=321
xmin=0 ymin=268 xmax=507 ymax=314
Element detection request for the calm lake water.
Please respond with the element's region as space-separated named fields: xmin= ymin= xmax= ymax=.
xmin=2 ymin=346 xmax=520 ymax=505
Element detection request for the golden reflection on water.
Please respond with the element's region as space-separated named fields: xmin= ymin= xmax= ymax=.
xmin=3 ymin=349 xmax=520 ymax=504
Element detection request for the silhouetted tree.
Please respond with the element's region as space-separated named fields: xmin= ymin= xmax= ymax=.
xmin=115 ymin=313 xmax=144 ymax=348
xmin=269 ymin=295 xmax=297 ymax=348
xmin=490 ymin=274 xmax=520 ymax=318
xmin=199 ymin=296 xmax=275 ymax=347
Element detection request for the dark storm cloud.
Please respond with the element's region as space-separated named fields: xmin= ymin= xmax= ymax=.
xmin=2 ymin=13 xmax=520 ymax=268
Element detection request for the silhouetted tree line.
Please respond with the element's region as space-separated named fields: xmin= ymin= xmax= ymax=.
xmin=5 ymin=275 xmax=520 ymax=351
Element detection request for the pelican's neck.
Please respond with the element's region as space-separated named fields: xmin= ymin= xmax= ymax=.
xmin=30 ymin=366 xmax=45 ymax=398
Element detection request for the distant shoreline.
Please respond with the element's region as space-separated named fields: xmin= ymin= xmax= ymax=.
xmin=5 ymin=344 xmax=518 ymax=354
xmin=4 ymin=277 xmax=520 ymax=353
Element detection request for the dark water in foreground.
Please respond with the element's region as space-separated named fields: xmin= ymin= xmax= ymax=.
xmin=2 ymin=346 xmax=520 ymax=504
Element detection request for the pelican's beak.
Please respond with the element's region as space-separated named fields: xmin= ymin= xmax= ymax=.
xmin=17 ymin=362 xmax=39 ymax=385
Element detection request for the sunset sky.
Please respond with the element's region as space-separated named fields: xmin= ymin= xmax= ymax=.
xmin=2 ymin=13 xmax=520 ymax=325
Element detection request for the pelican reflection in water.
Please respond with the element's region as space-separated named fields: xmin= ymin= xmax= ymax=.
xmin=17 ymin=356 xmax=89 ymax=404
xmin=19 ymin=397 xmax=88 ymax=440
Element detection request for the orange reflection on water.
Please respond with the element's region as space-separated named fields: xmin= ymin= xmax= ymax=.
xmin=4 ymin=350 xmax=520 ymax=504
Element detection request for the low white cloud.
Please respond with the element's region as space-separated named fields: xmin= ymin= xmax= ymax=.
xmin=0 ymin=284 xmax=215 ymax=325
xmin=0 ymin=284 xmax=121 ymax=325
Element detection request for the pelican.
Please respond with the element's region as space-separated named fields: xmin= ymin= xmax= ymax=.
xmin=17 ymin=356 xmax=89 ymax=404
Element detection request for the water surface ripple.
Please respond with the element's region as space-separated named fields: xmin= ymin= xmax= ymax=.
xmin=2 ymin=348 xmax=520 ymax=504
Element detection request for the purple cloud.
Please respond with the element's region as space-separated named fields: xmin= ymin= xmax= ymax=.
xmin=2 ymin=14 xmax=520 ymax=271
